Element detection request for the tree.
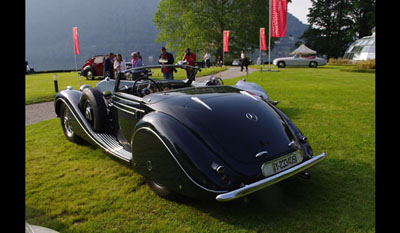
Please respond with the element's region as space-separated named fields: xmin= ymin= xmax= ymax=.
xmin=153 ymin=0 xmax=276 ymax=61
xmin=349 ymin=0 xmax=375 ymax=38
xmin=299 ymin=0 xmax=354 ymax=59
xmin=300 ymin=0 xmax=375 ymax=59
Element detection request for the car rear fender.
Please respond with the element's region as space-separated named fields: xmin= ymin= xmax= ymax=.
xmin=81 ymin=65 xmax=95 ymax=76
xmin=131 ymin=111 xmax=235 ymax=194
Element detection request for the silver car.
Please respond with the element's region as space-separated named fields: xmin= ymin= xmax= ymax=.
xmin=273 ymin=54 xmax=327 ymax=68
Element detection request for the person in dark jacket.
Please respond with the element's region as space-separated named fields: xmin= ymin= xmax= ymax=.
xmin=158 ymin=47 xmax=175 ymax=80
xmin=182 ymin=48 xmax=197 ymax=80
xmin=103 ymin=52 xmax=115 ymax=79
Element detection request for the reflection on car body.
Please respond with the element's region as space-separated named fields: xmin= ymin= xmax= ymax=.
xmin=55 ymin=63 xmax=326 ymax=201
xmin=273 ymin=54 xmax=327 ymax=68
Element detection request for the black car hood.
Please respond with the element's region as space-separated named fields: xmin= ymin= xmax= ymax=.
xmin=147 ymin=86 xmax=297 ymax=176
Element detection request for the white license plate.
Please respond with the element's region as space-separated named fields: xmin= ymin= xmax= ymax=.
xmin=261 ymin=151 xmax=303 ymax=177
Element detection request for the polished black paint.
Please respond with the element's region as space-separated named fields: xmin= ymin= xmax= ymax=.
xmin=55 ymin=65 xmax=314 ymax=199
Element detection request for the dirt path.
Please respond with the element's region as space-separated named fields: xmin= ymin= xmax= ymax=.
xmin=25 ymin=67 xmax=258 ymax=125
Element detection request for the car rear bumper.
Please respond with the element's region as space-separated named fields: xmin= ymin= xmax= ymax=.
xmin=215 ymin=152 xmax=327 ymax=202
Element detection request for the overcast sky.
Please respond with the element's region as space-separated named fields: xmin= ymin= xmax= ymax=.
xmin=287 ymin=0 xmax=312 ymax=25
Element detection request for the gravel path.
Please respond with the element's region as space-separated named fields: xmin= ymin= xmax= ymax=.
xmin=25 ymin=67 xmax=258 ymax=125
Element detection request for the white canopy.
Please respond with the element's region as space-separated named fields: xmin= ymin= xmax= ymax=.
xmin=290 ymin=44 xmax=317 ymax=55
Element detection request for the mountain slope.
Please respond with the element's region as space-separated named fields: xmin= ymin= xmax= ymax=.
xmin=26 ymin=0 xmax=308 ymax=71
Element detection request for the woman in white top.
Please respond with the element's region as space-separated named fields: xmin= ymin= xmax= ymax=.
xmin=114 ymin=54 xmax=127 ymax=79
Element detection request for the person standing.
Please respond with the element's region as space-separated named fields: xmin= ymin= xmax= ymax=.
xmin=104 ymin=52 xmax=115 ymax=78
xmin=203 ymin=51 xmax=211 ymax=68
xmin=182 ymin=48 xmax=197 ymax=80
xmin=114 ymin=54 xmax=126 ymax=79
xmin=131 ymin=52 xmax=143 ymax=80
xmin=240 ymin=50 xmax=248 ymax=72
xmin=217 ymin=55 xmax=223 ymax=66
xmin=158 ymin=47 xmax=175 ymax=80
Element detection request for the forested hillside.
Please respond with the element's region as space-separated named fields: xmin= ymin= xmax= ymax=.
xmin=26 ymin=0 xmax=307 ymax=71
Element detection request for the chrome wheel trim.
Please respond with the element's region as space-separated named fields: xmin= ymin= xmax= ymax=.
xmin=63 ymin=109 xmax=74 ymax=138
xmin=87 ymin=70 xmax=94 ymax=80
xmin=84 ymin=101 xmax=93 ymax=121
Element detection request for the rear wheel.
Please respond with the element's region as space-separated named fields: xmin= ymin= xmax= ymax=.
xmin=86 ymin=69 xmax=94 ymax=80
xmin=147 ymin=179 xmax=180 ymax=201
xmin=79 ymin=87 xmax=108 ymax=133
xmin=309 ymin=61 xmax=318 ymax=68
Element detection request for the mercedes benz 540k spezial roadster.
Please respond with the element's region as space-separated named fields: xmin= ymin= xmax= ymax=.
xmin=54 ymin=63 xmax=327 ymax=201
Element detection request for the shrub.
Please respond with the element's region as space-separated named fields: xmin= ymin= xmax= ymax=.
xmin=355 ymin=59 xmax=375 ymax=69
xmin=328 ymin=58 xmax=352 ymax=65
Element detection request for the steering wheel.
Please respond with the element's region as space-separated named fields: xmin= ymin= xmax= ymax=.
xmin=132 ymin=76 xmax=162 ymax=97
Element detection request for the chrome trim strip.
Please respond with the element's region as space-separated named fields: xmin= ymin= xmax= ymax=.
xmin=215 ymin=152 xmax=327 ymax=202
xmin=113 ymin=103 xmax=137 ymax=116
xmin=112 ymin=99 xmax=145 ymax=113
xmin=133 ymin=127 xmax=226 ymax=194
xmin=240 ymin=90 xmax=259 ymax=102
xmin=191 ymin=96 xmax=213 ymax=111
xmin=255 ymin=151 xmax=268 ymax=158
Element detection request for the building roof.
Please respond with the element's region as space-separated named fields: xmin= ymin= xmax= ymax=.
xmin=289 ymin=44 xmax=317 ymax=55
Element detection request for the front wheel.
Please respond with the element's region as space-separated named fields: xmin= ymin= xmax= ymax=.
xmin=60 ymin=103 xmax=82 ymax=144
xmin=277 ymin=61 xmax=286 ymax=68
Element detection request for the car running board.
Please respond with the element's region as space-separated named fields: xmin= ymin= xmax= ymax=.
xmin=58 ymin=98 xmax=132 ymax=163
xmin=94 ymin=132 xmax=132 ymax=162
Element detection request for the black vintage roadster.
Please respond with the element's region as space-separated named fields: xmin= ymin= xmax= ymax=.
xmin=54 ymin=63 xmax=326 ymax=201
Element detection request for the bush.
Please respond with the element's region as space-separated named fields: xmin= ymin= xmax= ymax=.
xmin=328 ymin=58 xmax=352 ymax=65
xmin=355 ymin=59 xmax=375 ymax=69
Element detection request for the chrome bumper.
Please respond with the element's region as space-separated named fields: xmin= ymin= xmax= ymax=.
xmin=215 ymin=152 xmax=327 ymax=202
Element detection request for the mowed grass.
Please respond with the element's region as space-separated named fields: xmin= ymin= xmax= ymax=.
xmin=25 ymin=66 xmax=227 ymax=105
xmin=26 ymin=65 xmax=375 ymax=232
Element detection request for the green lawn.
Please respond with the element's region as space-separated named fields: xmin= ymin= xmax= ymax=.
xmin=25 ymin=66 xmax=227 ymax=105
xmin=26 ymin=65 xmax=375 ymax=232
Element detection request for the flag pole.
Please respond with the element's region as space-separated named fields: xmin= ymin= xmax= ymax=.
xmin=74 ymin=52 xmax=78 ymax=72
xmin=222 ymin=31 xmax=224 ymax=67
xmin=268 ymin=0 xmax=272 ymax=71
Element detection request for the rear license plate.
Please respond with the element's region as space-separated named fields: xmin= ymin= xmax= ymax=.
xmin=261 ymin=151 xmax=303 ymax=177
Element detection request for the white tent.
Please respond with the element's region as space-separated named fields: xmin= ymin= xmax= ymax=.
xmin=289 ymin=44 xmax=317 ymax=55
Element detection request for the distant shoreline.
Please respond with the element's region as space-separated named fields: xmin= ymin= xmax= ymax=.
xmin=27 ymin=69 xmax=79 ymax=74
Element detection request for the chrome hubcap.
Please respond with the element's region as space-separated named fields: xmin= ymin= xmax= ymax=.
xmin=84 ymin=101 xmax=93 ymax=121
xmin=63 ymin=110 xmax=73 ymax=137
xmin=87 ymin=71 xmax=93 ymax=79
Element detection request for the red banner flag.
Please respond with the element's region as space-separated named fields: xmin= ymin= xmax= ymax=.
xmin=271 ymin=0 xmax=288 ymax=38
xmin=260 ymin=28 xmax=267 ymax=51
xmin=223 ymin=30 xmax=230 ymax=52
xmin=72 ymin=27 xmax=80 ymax=55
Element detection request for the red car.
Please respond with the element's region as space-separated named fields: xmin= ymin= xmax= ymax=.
xmin=80 ymin=55 xmax=106 ymax=80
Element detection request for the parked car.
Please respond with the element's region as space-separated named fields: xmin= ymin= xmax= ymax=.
xmin=55 ymin=63 xmax=326 ymax=201
xmin=232 ymin=59 xmax=240 ymax=66
xmin=80 ymin=55 xmax=106 ymax=80
xmin=231 ymin=58 xmax=253 ymax=66
xmin=273 ymin=54 xmax=327 ymax=68
xmin=80 ymin=55 xmax=131 ymax=80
